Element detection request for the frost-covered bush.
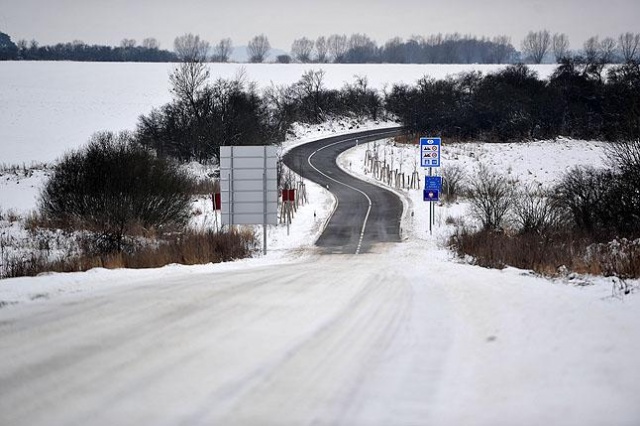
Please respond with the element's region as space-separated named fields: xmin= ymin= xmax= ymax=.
xmin=441 ymin=164 xmax=466 ymax=203
xmin=467 ymin=165 xmax=514 ymax=231
xmin=586 ymin=238 xmax=640 ymax=280
xmin=40 ymin=131 xmax=194 ymax=252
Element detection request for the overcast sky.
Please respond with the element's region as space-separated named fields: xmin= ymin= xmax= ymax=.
xmin=1 ymin=0 xmax=638 ymax=51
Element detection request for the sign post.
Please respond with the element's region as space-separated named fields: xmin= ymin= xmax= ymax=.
xmin=420 ymin=137 xmax=442 ymax=235
xmin=420 ymin=137 xmax=441 ymax=168
xmin=220 ymin=146 xmax=278 ymax=255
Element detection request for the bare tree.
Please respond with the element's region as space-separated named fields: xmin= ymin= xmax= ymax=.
xmin=170 ymin=34 xmax=210 ymax=119
xmin=16 ymin=38 xmax=27 ymax=51
xmin=600 ymin=37 xmax=617 ymax=63
xmin=383 ymin=37 xmax=405 ymax=63
xmin=441 ymin=33 xmax=462 ymax=63
xmin=247 ymin=34 xmax=271 ymax=63
xmin=346 ymin=33 xmax=377 ymax=62
xmin=295 ymin=69 xmax=326 ymax=123
xmin=291 ymin=37 xmax=315 ymax=63
xmin=552 ymin=33 xmax=570 ymax=62
xmin=142 ymin=37 xmax=160 ymax=50
xmin=348 ymin=33 xmax=373 ymax=50
xmin=213 ymin=38 xmax=233 ymax=62
xmin=174 ymin=33 xmax=210 ymax=62
xmin=120 ymin=38 xmax=136 ymax=49
xmin=583 ymin=36 xmax=601 ymax=63
xmin=315 ymin=36 xmax=328 ymax=63
xmin=619 ymin=32 xmax=640 ymax=62
xmin=327 ymin=34 xmax=348 ymax=63
xmin=491 ymin=35 xmax=513 ymax=64
xmin=521 ymin=30 xmax=551 ymax=64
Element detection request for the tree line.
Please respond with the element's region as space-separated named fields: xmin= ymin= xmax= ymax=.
xmin=2 ymin=30 xmax=639 ymax=64
xmin=387 ymin=60 xmax=640 ymax=142
xmin=136 ymin=36 xmax=384 ymax=161
xmin=135 ymin=35 xmax=640 ymax=164
xmin=0 ymin=34 xmax=177 ymax=62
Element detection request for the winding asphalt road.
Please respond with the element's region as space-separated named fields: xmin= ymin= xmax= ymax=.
xmin=283 ymin=127 xmax=406 ymax=254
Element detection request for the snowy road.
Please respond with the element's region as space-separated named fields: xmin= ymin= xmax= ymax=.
xmin=2 ymin=127 xmax=640 ymax=425
xmin=2 ymin=250 xmax=639 ymax=426
xmin=283 ymin=128 xmax=405 ymax=254
xmin=0 ymin=255 xmax=437 ymax=425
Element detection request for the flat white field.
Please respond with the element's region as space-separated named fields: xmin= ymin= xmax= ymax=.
xmin=0 ymin=61 xmax=558 ymax=164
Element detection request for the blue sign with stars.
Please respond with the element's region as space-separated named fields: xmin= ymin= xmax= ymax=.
xmin=425 ymin=176 xmax=442 ymax=192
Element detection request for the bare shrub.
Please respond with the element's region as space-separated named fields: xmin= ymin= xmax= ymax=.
xmin=2 ymin=252 xmax=50 ymax=279
xmin=587 ymin=238 xmax=640 ymax=280
xmin=555 ymin=160 xmax=640 ymax=237
xmin=553 ymin=166 xmax=610 ymax=233
xmin=441 ymin=164 xmax=466 ymax=203
xmin=2 ymin=229 xmax=256 ymax=278
xmin=449 ymin=228 xmax=634 ymax=277
xmin=513 ymin=184 xmax=566 ymax=234
xmin=608 ymin=139 xmax=640 ymax=175
xmin=605 ymin=140 xmax=640 ymax=236
xmin=39 ymin=131 xmax=194 ymax=253
xmin=467 ymin=164 xmax=514 ymax=230
xmin=5 ymin=209 xmax=20 ymax=223
xmin=191 ymin=178 xmax=217 ymax=195
xmin=122 ymin=228 xmax=256 ymax=268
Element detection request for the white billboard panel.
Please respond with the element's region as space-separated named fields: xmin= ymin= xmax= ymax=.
xmin=219 ymin=145 xmax=279 ymax=226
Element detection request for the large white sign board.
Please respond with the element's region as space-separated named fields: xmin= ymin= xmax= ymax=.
xmin=220 ymin=146 xmax=278 ymax=226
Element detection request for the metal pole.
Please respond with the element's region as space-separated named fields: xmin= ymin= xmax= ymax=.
xmin=230 ymin=146 xmax=234 ymax=228
xmin=429 ymin=167 xmax=433 ymax=236
xmin=227 ymin=174 xmax=232 ymax=228
xmin=263 ymin=146 xmax=268 ymax=255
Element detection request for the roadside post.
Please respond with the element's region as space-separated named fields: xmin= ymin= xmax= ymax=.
xmin=420 ymin=137 xmax=441 ymax=235
xmin=220 ymin=146 xmax=278 ymax=255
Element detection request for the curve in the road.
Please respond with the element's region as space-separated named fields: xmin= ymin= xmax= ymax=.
xmin=283 ymin=127 xmax=406 ymax=255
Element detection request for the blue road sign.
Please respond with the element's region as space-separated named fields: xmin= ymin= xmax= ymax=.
xmin=425 ymin=176 xmax=442 ymax=191
xmin=423 ymin=189 xmax=440 ymax=202
xmin=420 ymin=137 xmax=441 ymax=168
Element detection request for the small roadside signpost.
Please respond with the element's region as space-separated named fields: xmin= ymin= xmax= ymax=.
xmin=420 ymin=137 xmax=442 ymax=235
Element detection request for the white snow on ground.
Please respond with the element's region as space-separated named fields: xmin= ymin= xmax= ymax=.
xmin=1 ymin=61 xmax=639 ymax=424
xmin=0 ymin=167 xmax=51 ymax=214
xmin=1 ymin=136 xmax=639 ymax=424
xmin=0 ymin=118 xmax=395 ymax=296
xmin=0 ymin=61 xmax=558 ymax=164
xmin=338 ymin=137 xmax=610 ymax=246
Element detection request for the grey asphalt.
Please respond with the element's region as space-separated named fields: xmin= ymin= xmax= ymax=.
xmin=283 ymin=127 xmax=406 ymax=254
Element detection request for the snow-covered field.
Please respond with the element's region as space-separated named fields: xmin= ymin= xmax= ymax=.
xmin=0 ymin=61 xmax=558 ymax=164
xmin=1 ymin=63 xmax=639 ymax=425
xmin=338 ymin=137 xmax=609 ymax=246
